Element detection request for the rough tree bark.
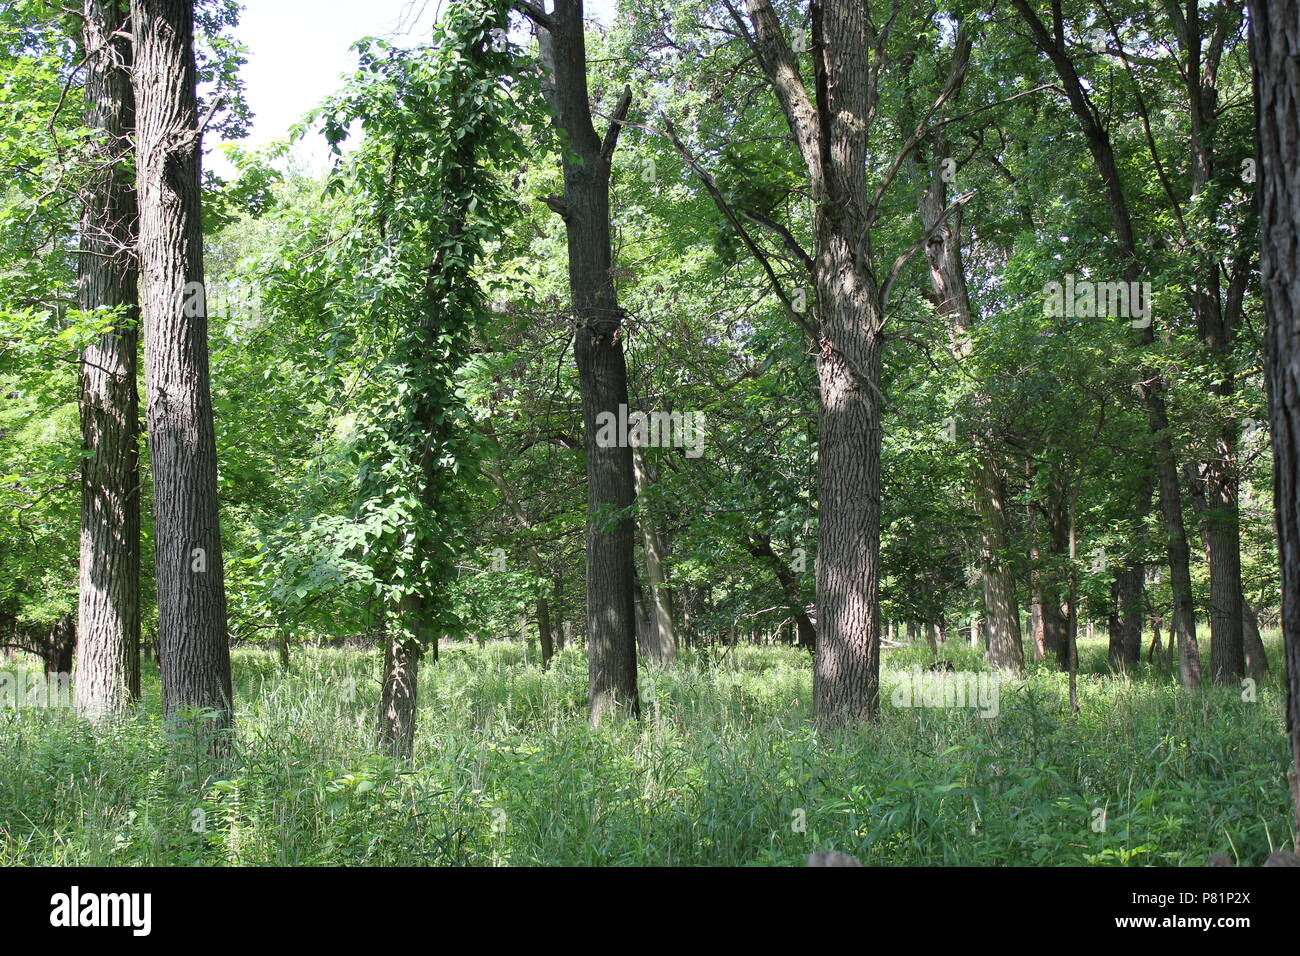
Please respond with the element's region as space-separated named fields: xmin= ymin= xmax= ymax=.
xmin=377 ymin=593 xmax=421 ymax=759
xmin=1108 ymin=563 xmax=1144 ymax=669
xmin=1187 ymin=461 xmax=1258 ymax=683
xmin=75 ymin=0 xmax=142 ymax=719
xmin=732 ymin=0 xmax=884 ymax=728
xmin=132 ymin=0 xmax=232 ymax=730
xmin=528 ymin=0 xmax=639 ymax=723
xmin=1250 ymin=0 xmax=1300 ymax=837
xmin=632 ymin=576 xmax=659 ymax=659
xmin=659 ymin=0 xmax=954 ymax=724
xmin=1242 ymin=600 xmax=1269 ymax=683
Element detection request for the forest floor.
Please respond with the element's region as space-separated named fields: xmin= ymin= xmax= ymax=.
xmin=0 ymin=635 xmax=1292 ymax=866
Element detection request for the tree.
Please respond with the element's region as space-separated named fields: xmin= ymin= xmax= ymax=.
xmin=75 ymin=0 xmax=141 ymax=719
xmin=738 ymin=0 xmax=883 ymax=728
xmin=279 ymin=0 xmax=527 ymax=757
xmin=132 ymin=0 xmax=232 ymax=730
xmin=1010 ymin=0 xmax=1203 ymax=688
xmin=689 ymin=0 xmax=985 ymax=726
xmin=522 ymin=0 xmax=640 ymax=724
xmin=1250 ymin=0 xmax=1300 ymax=838
xmin=1105 ymin=0 xmax=1258 ymax=684
xmin=905 ymin=30 xmax=1024 ymax=674
xmin=633 ymin=446 xmax=678 ymax=664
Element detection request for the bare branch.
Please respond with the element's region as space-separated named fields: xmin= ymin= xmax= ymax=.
xmin=880 ymin=190 xmax=976 ymax=311
xmin=599 ymin=86 xmax=633 ymax=162
xmin=514 ymin=0 xmax=553 ymax=30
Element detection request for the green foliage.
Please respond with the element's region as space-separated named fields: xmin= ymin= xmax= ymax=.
xmin=240 ymin=0 xmax=536 ymax=641
xmin=0 ymin=635 xmax=1290 ymax=865
xmin=0 ymin=0 xmax=1288 ymax=869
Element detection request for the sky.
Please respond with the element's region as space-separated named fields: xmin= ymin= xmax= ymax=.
xmin=211 ymin=0 xmax=619 ymax=177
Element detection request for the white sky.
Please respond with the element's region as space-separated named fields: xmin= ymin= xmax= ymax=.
xmin=210 ymin=0 xmax=618 ymax=177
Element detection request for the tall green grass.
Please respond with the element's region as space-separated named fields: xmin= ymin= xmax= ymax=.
xmin=0 ymin=634 xmax=1292 ymax=865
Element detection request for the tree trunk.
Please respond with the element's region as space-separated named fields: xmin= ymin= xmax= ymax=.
xmin=537 ymin=594 xmax=554 ymax=669
xmin=1183 ymin=5 xmax=1249 ymax=688
xmin=1251 ymin=0 xmax=1300 ymax=837
xmin=975 ymin=460 xmax=1024 ymax=672
xmin=76 ymin=0 xmax=141 ymax=720
xmin=132 ymin=0 xmax=232 ymax=730
xmin=632 ymin=576 xmax=658 ymax=660
xmin=1205 ymin=473 xmax=1247 ymax=684
xmin=1029 ymin=554 xmax=1048 ymax=662
xmin=666 ymin=0 xmax=893 ymax=727
xmin=128 ymin=625 xmax=140 ymax=697
xmin=551 ymin=573 xmax=565 ymax=654
xmin=377 ymin=595 xmax=421 ymax=759
xmin=633 ymin=446 xmax=677 ymax=664
xmin=519 ymin=610 xmax=535 ymax=658
xmin=534 ymin=0 xmax=638 ymax=725
xmin=746 ymin=534 xmax=816 ymax=654
xmin=1026 ymin=459 xmax=1047 ymax=662
xmin=1012 ymin=0 xmax=1202 ymax=690
xmin=1066 ymin=493 xmax=1082 ymax=712
xmin=1109 ymin=562 xmax=1144 ymax=670
xmin=802 ymin=3 xmax=882 ymax=730
xmin=1041 ymin=476 xmax=1071 ymax=670
xmin=1187 ymin=463 xmax=1247 ymax=683
xmin=913 ymin=101 xmax=1023 ymax=675
xmin=1147 ymin=302 xmax=1202 ymax=687
xmin=1243 ymin=600 xmax=1269 ymax=683
xmin=1149 ymin=609 xmax=1167 ymax=668
xmin=45 ymin=615 xmax=76 ymax=676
